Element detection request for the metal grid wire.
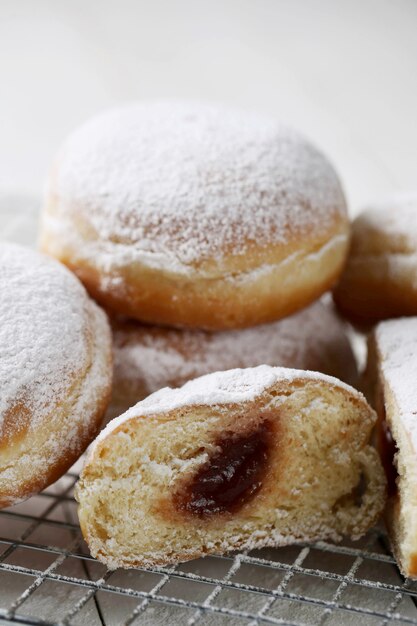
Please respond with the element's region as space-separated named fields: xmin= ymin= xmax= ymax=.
xmin=1 ymin=467 xmax=417 ymax=626
xmin=1 ymin=200 xmax=417 ymax=626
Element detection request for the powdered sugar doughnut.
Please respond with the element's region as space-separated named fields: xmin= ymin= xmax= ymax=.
xmin=40 ymin=101 xmax=349 ymax=330
xmin=76 ymin=365 xmax=385 ymax=569
xmin=365 ymin=318 xmax=417 ymax=576
xmin=108 ymin=299 xmax=357 ymax=419
xmin=0 ymin=243 xmax=112 ymax=508
xmin=334 ymin=194 xmax=417 ymax=323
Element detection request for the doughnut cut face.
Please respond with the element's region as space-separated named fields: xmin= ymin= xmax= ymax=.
xmin=76 ymin=366 xmax=385 ymax=569
xmin=107 ymin=299 xmax=358 ymax=420
xmin=334 ymin=197 xmax=417 ymax=324
xmin=40 ymin=102 xmax=349 ymax=329
xmin=365 ymin=319 xmax=417 ymax=577
xmin=0 ymin=243 xmax=113 ymax=508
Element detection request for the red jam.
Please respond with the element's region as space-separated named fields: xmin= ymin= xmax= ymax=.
xmin=375 ymin=388 xmax=398 ymax=498
xmin=174 ymin=420 xmax=273 ymax=517
xmin=378 ymin=418 xmax=398 ymax=498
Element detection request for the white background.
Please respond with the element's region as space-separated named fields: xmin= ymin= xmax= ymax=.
xmin=0 ymin=0 xmax=416 ymax=214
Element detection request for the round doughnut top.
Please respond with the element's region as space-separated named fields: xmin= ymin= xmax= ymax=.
xmin=354 ymin=193 xmax=417 ymax=253
xmin=0 ymin=243 xmax=91 ymax=436
xmin=52 ymin=101 xmax=347 ymax=272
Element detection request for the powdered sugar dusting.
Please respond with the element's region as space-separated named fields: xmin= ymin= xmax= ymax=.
xmin=359 ymin=192 xmax=417 ymax=245
xmin=374 ymin=318 xmax=417 ymax=451
xmin=96 ymin=364 xmax=363 ymax=453
xmin=110 ymin=299 xmax=356 ymax=415
xmin=46 ymin=101 xmax=347 ymax=274
xmin=0 ymin=243 xmax=91 ymax=435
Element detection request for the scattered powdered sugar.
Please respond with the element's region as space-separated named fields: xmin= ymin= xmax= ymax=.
xmin=375 ymin=318 xmax=417 ymax=451
xmin=95 ymin=364 xmax=363 ymax=453
xmin=0 ymin=243 xmax=91 ymax=435
xmin=358 ymin=192 xmax=417 ymax=247
xmin=46 ymin=101 xmax=347 ymax=274
xmin=111 ymin=298 xmax=356 ymax=404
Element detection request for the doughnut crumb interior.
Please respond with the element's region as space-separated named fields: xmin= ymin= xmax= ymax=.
xmin=76 ymin=365 xmax=386 ymax=569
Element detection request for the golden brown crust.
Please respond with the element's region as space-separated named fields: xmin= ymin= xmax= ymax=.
xmin=0 ymin=301 xmax=113 ymax=509
xmin=334 ymin=206 xmax=417 ymax=323
xmin=41 ymin=224 xmax=349 ymax=330
xmin=0 ymin=391 xmax=112 ymax=510
xmin=0 ymin=388 xmax=110 ymax=508
xmin=407 ymin=554 xmax=417 ymax=576
xmin=334 ymin=262 xmax=417 ymax=324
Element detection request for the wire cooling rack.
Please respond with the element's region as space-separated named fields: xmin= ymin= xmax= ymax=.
xmin=1 ymin=199 xmax=417 ymax=626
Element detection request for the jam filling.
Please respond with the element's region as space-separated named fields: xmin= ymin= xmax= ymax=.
xmin=378 ymin=419 xmax=398 ymax=498
xmin=375 ymin=389 xmax=398 ymax=498
xmin=174 ymin=419 xmax=273 ymax=517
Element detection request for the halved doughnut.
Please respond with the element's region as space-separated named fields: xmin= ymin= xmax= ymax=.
xmin=76 ymin=365 xmax=385 ymax=569
xmin=365 ymin=318 xmax=417 ymax=577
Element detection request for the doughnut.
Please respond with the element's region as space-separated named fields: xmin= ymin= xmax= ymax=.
xmin=108 ymin=299 xmax=357 ymax=419
xmin=0 ymin=243 xmax=112 ymax=508
xmin=76 ymin=365 xmax=385 ymax=569
xmin=334 ymin=194 xmax=417 ymax=324
xmin=365 ymin=318 xmax=417 ymax=577
xmin=40 ymin=101 xmax=349 ymax=330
